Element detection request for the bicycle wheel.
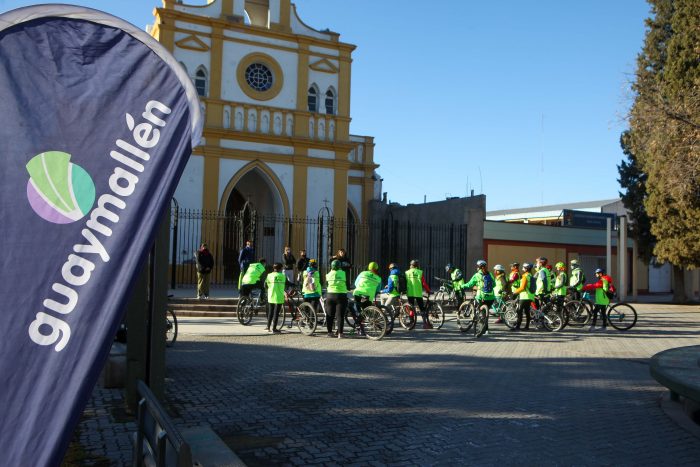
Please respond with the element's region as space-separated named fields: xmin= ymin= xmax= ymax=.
xmin=607 ymin=303 xmax=637 ymax=331
xmin=296 ymin=302 xmax=318 ymax=335
xmin=277 ymin=305 xmax=287 ymax=330
xmin=503 ymin=300 xmax=518 ymax=330
xmin=237 ymin=297 xmax=253 ymax=325
xmin=361 ymin=306 xmax=387 ymax=340
xmin=166 ymin=309 xmax=178 ymax=347
xmin=399 ymin=304 xmax=416 ymax=330
xmin=541 ymin=304 xmax=564 ymax=332
xmin=457 ymin=301 xmax=475 ymax=332
xmin=474 ymin=304 xmax=488 ymax=338
xmin=428 ymin=302 xmax=445 ymax=329
xmin=564 ymin=301 xmax=590 ymax=327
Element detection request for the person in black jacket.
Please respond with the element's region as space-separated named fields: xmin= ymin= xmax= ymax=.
xmin=195 ymin=242 xmax=214 ymax=299
xmin=296 ymin=249 xmax=309 ymax=283
xmin=282 ymin=246 xmax=296 ymax=285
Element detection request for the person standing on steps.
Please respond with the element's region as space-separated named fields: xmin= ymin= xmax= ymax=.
xmin=282 ymin=245 xmax=296 ymax=286
xmin=195 ymin=242 xmax=214 ymax=299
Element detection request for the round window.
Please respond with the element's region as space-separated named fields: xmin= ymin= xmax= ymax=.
xmin=245 ymin=63 xmax=273 ymax=92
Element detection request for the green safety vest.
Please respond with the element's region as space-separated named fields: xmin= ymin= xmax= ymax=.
xmin=520 ymin=273 xmax=534 ymax=300
xmin=510 ymin=272 xmax=521 ymax=293
xmin=554 ymin=271 xmax=568 ymax=296
xmin=266 ymin=271 xmax=286 ymax=304
xmin=353 ymin=271 xmax=381 ymax=300
xmin=535 ymin=268 xmax=548 ymax=295
xmin=493 ymin=274 xmax=506 ymax=296
xmin=594 ymin=278 xmax=610 ymax=306
xmin=326 ymin=269 xmax=348 ymax=294
xmin=405 ymin=268 xmax=424 ymax=297
xmin=302 ymin=269 xmax=321 ymax=297
xmin=464 ymin=271 xmax=495 ymax=301
xmin=451 ymin=269 xmax=464 ymax=290
xmin=388 ymin=273 xmax=400 ymax=296
xmin=570 ymin=268 xmax=584 ymax=291
xmin=242 ymin=263 xmax=265 ymax=285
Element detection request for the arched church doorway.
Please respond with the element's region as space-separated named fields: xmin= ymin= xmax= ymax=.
xmin=222 ymin=167 xmax=285 ymax=283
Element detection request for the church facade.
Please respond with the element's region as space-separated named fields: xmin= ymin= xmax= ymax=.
xmin=148 ymin=0 xmax=380 ymax=267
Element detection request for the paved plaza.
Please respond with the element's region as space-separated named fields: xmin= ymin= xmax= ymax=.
xmin=72 ymin=303 xmax=700 ymax=465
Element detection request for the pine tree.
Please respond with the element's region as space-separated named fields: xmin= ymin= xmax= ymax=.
xmin=627 ymin=0 xmax=700 ymax=301
xmin=617 ymin=131 xmax=654 ymax=263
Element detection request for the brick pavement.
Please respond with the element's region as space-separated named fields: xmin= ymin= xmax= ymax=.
xmin=71 ymin=303 xmax=700 ymax=465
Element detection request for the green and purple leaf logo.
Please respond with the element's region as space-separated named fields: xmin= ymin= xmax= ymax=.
xmin=26 ymin=151 xmax=95 ymax=224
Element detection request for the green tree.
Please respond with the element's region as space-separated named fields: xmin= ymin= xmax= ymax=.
xmin=627 ymin=0 xmax=700 ymax=302
xmin=617 ymin=131 xmax=654 ymax=263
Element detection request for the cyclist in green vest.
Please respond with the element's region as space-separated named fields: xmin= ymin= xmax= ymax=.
xmin=301 ymin=258 xmax=322 ymax=313
xmin=534 ymin=257 xmax=550 ymax=308
xmin=325 ymin=259 xmax=348 ymax=338
xmin=511 ymin=262 xmax=535 ymax=330
xmin=463 ymin=260 xmax=496 ymax=335
xmin=582 ymin=268 xmax=612 ymax=331
xmin=405 ymin=259 xmax=432 ymax=329
xmin=446 ymin=263 xmax=465 ymax=304
xmin=381 ymin=263 xmax=402 ymax=334
xmin=493 ymin=264 xmax=507 ymax=323
xmin=264 ymin=263 xmax=287 ymax=333
xmin=508 ymin=262 xmax=521 ymax=294
xmin=569 ymin=259 xmax=585 ymax=299
xmin=552 ymin=262 xmax=568 ymax=306
xmin=240 ymin=259 xmax=267 ymax=298
xmin=352 ymin=262 xmax=383 ymax=336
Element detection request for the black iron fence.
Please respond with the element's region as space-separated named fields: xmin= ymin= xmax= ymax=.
xmin=171 ymin=208 xmax=469 ymax=289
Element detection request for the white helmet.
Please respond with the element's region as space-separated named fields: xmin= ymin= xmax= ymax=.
xmin=494 ymin=264 xmax=505 ymax=272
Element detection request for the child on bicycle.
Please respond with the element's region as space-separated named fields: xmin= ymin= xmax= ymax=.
xmin=582 ymin=268 xmax=613 ymax=331
xmin=353 ymin=262 xmax=383 ymax=336
xmin=302 ymin=258 xmax=321 ymax=313
xmin=463 ymin=260 xmax=495 ymax=334
xmin=492 ymin=264 xmax=507 ymax=323
xmin=265 ymin=263 xmax=287 ymax=333
xmin=239 ymin=259 xmax=267 ymax=298
xmin=405 ymin=259 xmax=432 ymax=329
xmin=382 ymin=263 xmax=402 ymax=334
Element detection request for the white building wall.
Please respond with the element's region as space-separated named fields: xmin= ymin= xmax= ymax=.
xmin=267 ymin=162 xmax=294 ymax=214
xmin=221 ymin=41 xmax=298 ymax=109
xmin=348 ymin=184 xmax=362 ymax=219
xmin=220 ymin=139 xmax=294 ymax=155
xmin=174 ymin=155 xmax=204 ymax=210
xmin=173 ymin=1 xmax=221 ymax=17
xmin=218 ymin=158 xmax=249 ymax=205
xmin=309 ymin=45 xmax=339 ymax=56
xmin=307 ymin=167 xmax=334 ymax=217
xmin=308 ymin=148 xmax=334 ymax=159
xmin=173 ymin=42 xmax=211 ymax=82
xmin=174 ymin=21 xmax=212 ymax=34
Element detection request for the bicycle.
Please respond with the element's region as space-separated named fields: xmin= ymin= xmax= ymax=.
xmin=345 ymin=294 xmax=388 ymax=340
xmin=433 ymin=277 xmax=460 ymax=309
xmin=237 ymin=288 xmax=267 ymax=325
xmin=166 ymin=309 xmax=178 ymax=347
xmin=456 ymin=297 xmax=489 ymax=337
xmin=382 ymin=295 xmax=417 ymax=330
xmin=278 ymin=287 xmax=317 ymax=335
xmin=561 ymin=291 xmax=594 ymax=328
xmin=566 ymin=297 xmax=637 ymax=331
xmin=528 ymin=297 xmax=565 ymax=331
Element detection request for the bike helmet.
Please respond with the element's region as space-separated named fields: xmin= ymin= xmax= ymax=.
xmin=522 ymin=262 xmax=533 ymax=271
xmin=309 ymin=258 xmax=317 ymax=267
xmin=555 ymin=262 xmax=565 ymax=269
xmin=331 ymin=259 xmax=341 ymax=270
xmin=368 ymin=261 xmax=379 ymax=272
xmin=510 ymin=262 xmax=520 ymax=268
xmin=570 ymin=259 xmax=579 ymax=265
xmin=410 ymin=259 xmax=419 ymax=267
xmin=595 ymin=268 xmax=605 ymax=274
xmin=476 ymin=260 xmax=487 ymax=268
xmin=445 ymin=263 xmax=453 ymax=272
xmin=539 ymin=256 xmax=548 ymax=263
xmin=494 ymin=264 xmax=505 ymax=272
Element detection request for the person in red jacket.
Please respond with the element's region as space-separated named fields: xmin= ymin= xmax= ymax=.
xmin=582 ymin=268 xmax=614 ymax=330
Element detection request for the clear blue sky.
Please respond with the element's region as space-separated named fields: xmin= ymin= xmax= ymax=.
xmin=0 ymin=0 xmax=651 ymax=211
